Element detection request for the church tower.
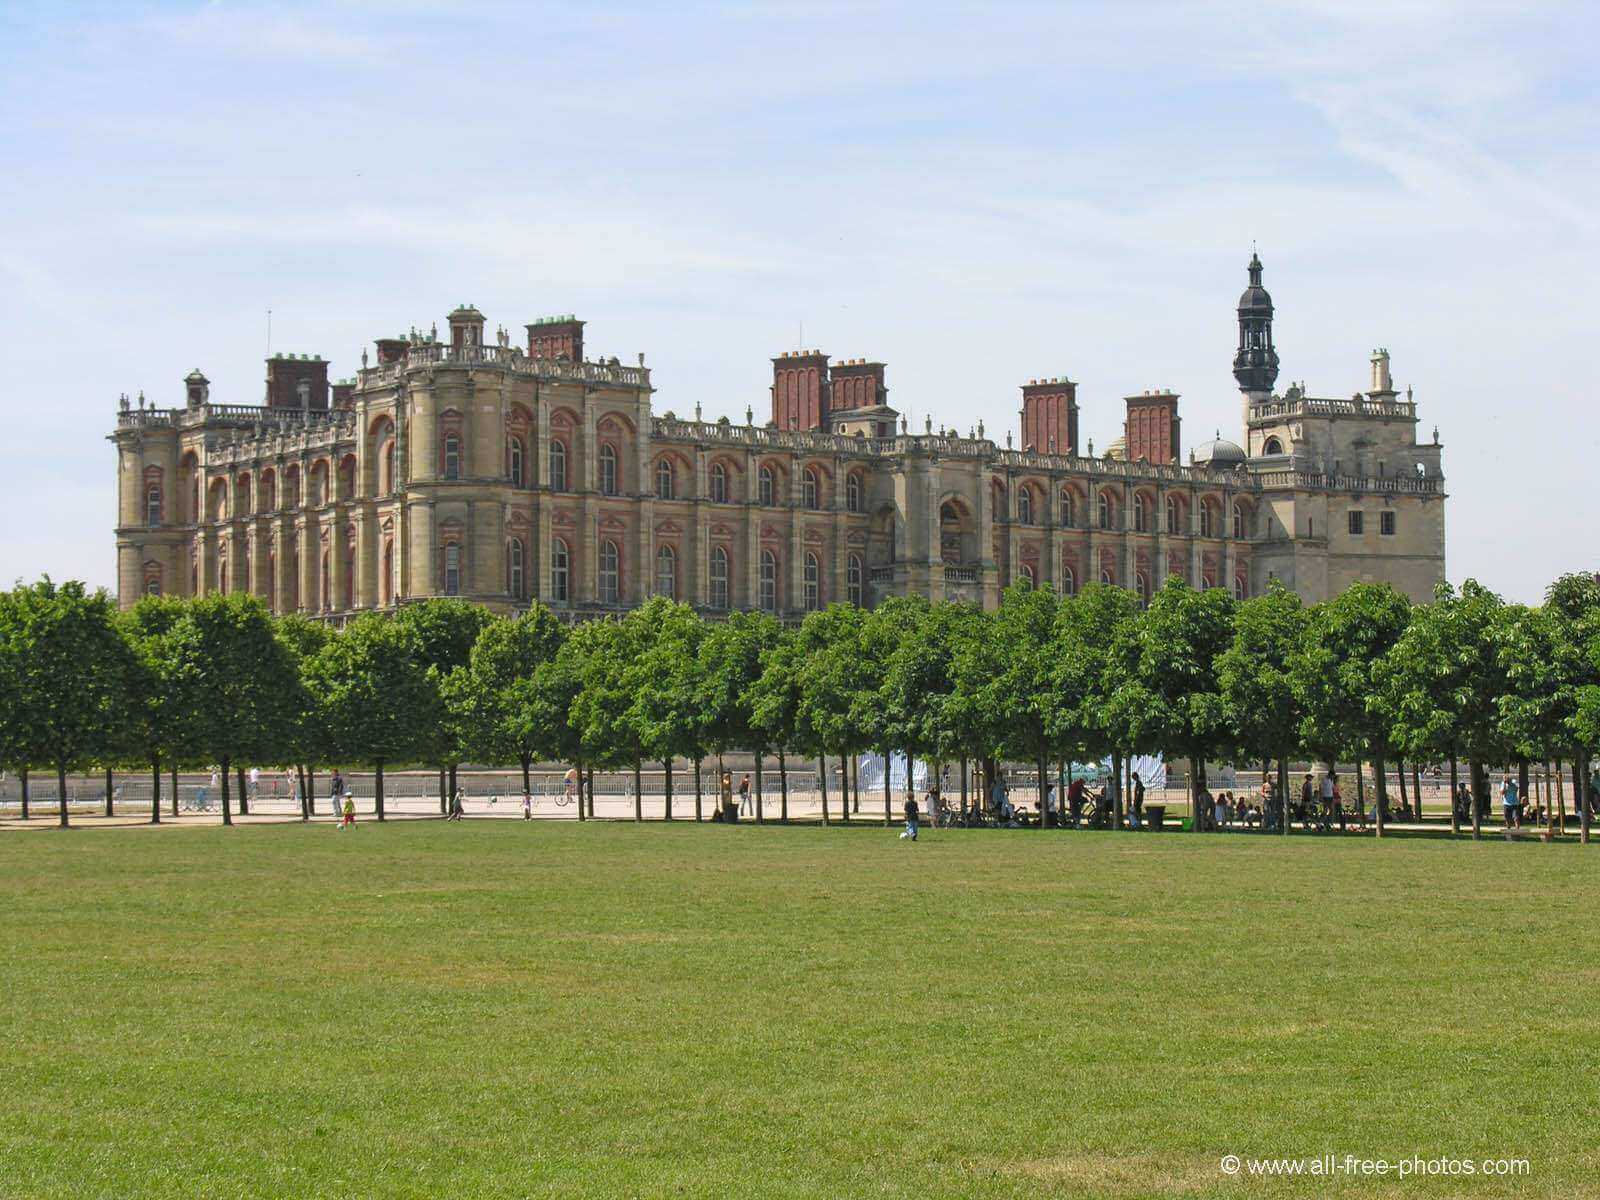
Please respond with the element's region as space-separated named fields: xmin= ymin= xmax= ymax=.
xmin=1232 ymin=252 xmax=1279 ymax=412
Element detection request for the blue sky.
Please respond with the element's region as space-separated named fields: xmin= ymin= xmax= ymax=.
xmin=2 ymin=1 xmax=1595 ymax=602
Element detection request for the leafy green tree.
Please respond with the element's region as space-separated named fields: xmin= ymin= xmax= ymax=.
xmin=307 ymin=614 xmax=442 ymax=820
xmin=275 ymin=614 xmax=334 ymax=818
xmin=1540 ymin=573 xmax=1600 ymax=840
xmin=0 ymin=579 xmax=137 ymax=827
xmin=1377 ymin=582 xmax=1499 ymax=837
xmin=550 ymin=621 xmax=616 ymax=818
xmin=166 ymin=594 xmax=300 ymax=825
xmin=1217 ymin=582 xmax=1307 ymax=823
xmin=972 ymin=583 xmax=1062 ymax=815
xmin=467 ymin=606 xmax=566 ymax=797
xmin=696 ymin=610 xmax=783 ymax=809
xmin=779 ymin=606 xmax=869 ymax=822
xmin=121 ymin=595 xmax=202 ymax=824
xmin=571 ymin=604 xmax=678 ymax=821
xmin=1048 ymin=583 xmax=1142 ymax=814
xmin=396 ymin=599 xmax=494 ymax=807
xmin=628 ymin=601 xmax=708 ymax=818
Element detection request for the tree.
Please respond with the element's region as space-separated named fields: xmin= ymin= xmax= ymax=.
xmin=973 ymin=583 xmax=1062 ymax=818
xmin=1049 ymin=582 xmax=1142 ymax=818
xmin=781 ymin=606 xmax=870 ymax=823
xmin=467 ymin=606 xmax=567 ymax=798
xmin=0 ymin=579 xmax=136 ymax=827
xmin=306 ymin=614 xmax=442 ymax=820
xmin=882 ymin=599 xmax=981 ymax=801
xmin=396 ymin=599 xmax=494 ymax=809
xmin=1378 ymin=582 xmax=1499 ymax=838
xmin=167 ymin=594 xmax=299 ymax=826
xmin=1538 ymin=573 xmax=1600 ymax=841
xmin=121 ymin=595 xmax=202 ymax=824
xmin=628 ymin=602 xmax=708 ymax=818
xmin=1217 ymin=582 xmax=1307 ymax=827
xmin=697 ymin=611 xmax=783 ymax=815
xmin=275 ymin=614 xmax=334 ymax=818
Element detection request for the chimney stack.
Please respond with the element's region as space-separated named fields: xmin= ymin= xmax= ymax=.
xmin=265 ymin=353 xmax=330 ymax=410
xmin=771 ymin=349 xmax=830 ymax=431
xmin=829 ymin=358 xmax=887 ymax=412
xmin=1123 ymin=389 xmax=1181 ymax=464
xmin=1020 ymin=377 xmax=1079 ymax=455
xmin=526 ymin=314 xmax=585 ymax=361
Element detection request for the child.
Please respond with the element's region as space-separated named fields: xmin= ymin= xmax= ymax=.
xmin=340 ymin=793 xmax=355 ymax=829
xmin=900 ymin=794 xmax=919 ymax=841
xmin=522 ymin=791 xmax=533 ymax=820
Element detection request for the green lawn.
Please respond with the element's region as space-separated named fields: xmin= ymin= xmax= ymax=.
xmin=2 ymin=822 xmax=1595 ymax=1198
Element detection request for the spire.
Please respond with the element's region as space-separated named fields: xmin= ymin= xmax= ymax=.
xmin=1233 ymin=251 xmax=1279 ymax=394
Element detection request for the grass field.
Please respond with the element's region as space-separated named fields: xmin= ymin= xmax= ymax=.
xmin=3 ymin=821 xmax=1596 ymax=1198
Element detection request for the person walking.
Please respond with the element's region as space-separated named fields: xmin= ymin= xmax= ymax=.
xmin=1500 ymin=773 xmax=1519 ymax=828
xmin=522 ymin=790 xmax=533 ymax=820
xmin=900 ymin=793 xmax=919 ymax=841
xmin=447 ymin=789 xmax=465 ymax=820
xmin=339 ymin=792 xmax=356 ymax=830
xmin=1130 ymin=771 xmax=1146 ymax=830
xmin=738 ymin=773 xmax=752 ymax=817
xmin=720 ymin=772 xmax=733 ymax=820
xmin=248 ymin=766 xmax=261 ymax=802
xmin=329 ymin=769 xmax=344 ymax=816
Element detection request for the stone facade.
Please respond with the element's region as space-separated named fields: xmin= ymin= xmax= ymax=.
xmin=109 ymin=261 xmax=1446 ymax=618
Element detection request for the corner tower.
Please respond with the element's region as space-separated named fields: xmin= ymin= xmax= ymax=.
xmin=1233 ymin=252 xmax=1279 ymax=410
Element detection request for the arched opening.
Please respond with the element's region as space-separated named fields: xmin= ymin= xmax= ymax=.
xmin=802 ymin=467 xmax=820 ymax=510
xmin=508 ymin=437 xmax=525 ymax=488
xmin=1233 ymin=502 xmax=1247 ymax=540
xmin=939 ymin=499 xmax=975 ymax=564
xmin=759 ymin=548 xmax=779 ymax=612
xmin=599 ymin=539 xmax=620 ymax=603
xmin=443 ymin=543 xmax=461 ymax=596
xmin=710 ymin=461 xmax=728 ymax=504
xmin=1017 ymin=487 xmax=1034 ymax=526
xmin=1097 ymin=492 xmax=1113 ymax=530
xmin=847 ymin=553 xmax=864 ymax=607
xmin=846 ymin=472 xmax=863 ymax=513
xmin=803 ymin=551 xmax=821 ymax=610
xmin=549 ymin=440 xmax=568 ymax=492
xmin=1262 ymin=436 xmax=1283 ymax=455
xmin=655 ymin=544 xmax=676 ymax=599
xmin=1060 ymin=564 xmax=1076 ymax=596
xmin=508 ymin=538 xmax=526 ymax=600
xmin=1058 ymin=489 xmax=1075 ymax=528
xmin=552 ymin=538 xmax=571 ymax=603
xmin=1134 ymin=493 xmax=1149 ymax=533
xmin=1165 ymin=495 xmax=1179 ymax=534
xmin=758 ymin=464 xmax=777 ymax=506
xmin=710 ymin=546 xmax=730 ymax=609
xmin=598 ymin=444 xmax=619 ymax=496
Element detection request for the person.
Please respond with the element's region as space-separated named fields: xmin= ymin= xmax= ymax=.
xmin=1130 ymin=771 xmax=1146 ymax=830
xmin=720 ymin=771 xmax=733 ymax=819
xmin=447 ymin=789 xmax=465 ymax=820
xmin=738 ymin=773 xmax=752 ymax=817
xmin=1455 ymin=781 xmax=1472 ymax=824
xmin=562 ymin=766 xmax=579 ymax=805
xmin=522 ymin=790 xmax=533 ymax=820
xmin=1299 ymin=773 xmax=1314 ymax=828
xmin=1067 ymin=778 xmax=1085 ymax=828
xmin=900 ymin=793 xmax=919 ymax=841
xmin=330 ymin=769 xmax=345 ymax=811
xmin=991 ymin=772 xmax=1008 ymax=819
xmin=1214 ymin=791 xmax=1230 ymax=829
xmin=248 ymin=765 xmax=261 ymax=801
xmin=1501 ymin=774 xmax=1519 ymax=828
xmin=339 ymin=792 xmax=356 ymax=829
xmin=1195 ymin=783 xmax=1214 ymax=830
xmin=1041 ymin=781 xmax=1057 ymax=826
xmin=207 ymin=768 xmax=220 ymax=811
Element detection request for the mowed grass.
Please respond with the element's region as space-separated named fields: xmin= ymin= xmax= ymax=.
xmin=2 ymin=822 xmax=1596 ymax=1200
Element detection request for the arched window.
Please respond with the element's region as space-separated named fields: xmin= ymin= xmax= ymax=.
xmin=656 ymin=458 xmax=675 ymax=500
xmin=235 ymin=476 xmax=252 ymax=516
xmin=1200 ymin=504 xmax=1214 ymax=538
xmin=382 ymin=539 xmax=395 ymax=605
xmin=846 ymin=473 xmax=863 ymax=513
xmin=1060 ymin=565 xmax=1076 ymax=596
xmin=1099 ymin=568 xmax=1113 ymax=587
xmin=655 ymin=544 xmax=676 ymax=599
xmin=598 ymin=444 xmax=618 ymax=496
xmin=146 ymin=484 xmax=162 ymax=526
xmin=1262 ymin=436 xmax=1283 ymax=455
xmin=710 ymin=462 xmax=727 ymax=503
xmin=599 ymin=540 xmax=620 ymax=603
xmin=1018 ymin=563 xmax=1037 ymax=588
xmin=508 ymin=538 xmax=525 ymax=599
xmin=847 ymin=553 xmax=863 ymax=607
xmin=1059 ymin=490 xmax=1074 ymax=528
xmin=1017 ymin=488 xmax=1034 ymax=526
xmin=549 ymin=441 xmax=568 ymax=492
xmin=219 ymin=547 xmax=230 ymax=595
xmin=710 ymin=546 xmax=729 ymax=609
xmin=264 ymin=553 xmax=276 ymax=610
xmin=1097 ymin=493 xmax=1112 ymax=530
xmin=1232 ymin=502 xmax=1246 ymax=540
xmin=758 ymin=464 xmax=776 ymax=506
xmin=262 ymin=472 xmax=276 ymax=511
xmin=444 ymin=543 xmax=461 ymax=595
xmin=382 ymin=442 xmax=396 ymax=494
xmin=284 ymin=466 xmax=300 ymax=509
xmin=343 ymin=542 xmax=355 ymax=609
xmin=1165 ymin=496 xmax=1179 ymax=534
xmin=508 ymin=437 xmax=525 ymax=488
xmin=443 ymin=434 xmax=461 ymax=481
xmin=190 ymin=475 xmax=200 ymax=524
xmin=802 ymin=467 xmax=819 ymax=510
xmin=1233 ymin=575 xmax=1248 ymax=601
xmin=1136 ymin=571 xmax=1151 ymax=607
xmin=759 ymin=548 xmax=778 ymax=612
xmin=552 ymin=538 xmax=570 ymax=603
xmin=1201 ymin=574 xmax=1215 ymax=590
xmin=803 ymin=552 xmax=820 ymax=610
xmin=143 ymin=563 xmax=162 ymax=597
xmin=1134 ymin=494 xmax=1148 ymax=533
xmin=319 ymin=549 xmax=329 ymax=609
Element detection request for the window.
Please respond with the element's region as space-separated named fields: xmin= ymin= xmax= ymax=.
xmin=1136 ymin=571 xmax=1150 ymax=607
xmin=599 ymin=540 xmax=620 ymax=603
xmin=847 ymin=473 xmax=863 ymax=513
xmin=383 ymin=442 xmax=395 ymax=494
xmin=710 ymin=546 xmax=729 ymax=609
xmin=236 ymin=477 xmax=251 ymax=516
xmin=1097 ymin=493 xmax=1112 ymax=530
xmin=444 ymin=543 xmax=461 ymax=595
xmin=146 ymin=484 xmax=162 ymax=526
xmin=710 ymin=462 xmax=727 ymax=503
xmin=1200 ymin=504 xmax=1214 ymax=538
xmin=655 ymin=545 xmax=676 ymax=599
xmin=343 ymin=543 xmax=355 ymax=609
xmin=1233 ymin=575 xmax=1248 ymax=601
xmin=1134 ymin=494 xmax=1148 ymax=533
xmin=1380 ymin=510 xmax=1396 ymax=536
xmin=1232 ymin=503 xmax=1246 ymax=540
xmin=1018 ymin=563 xmax=1036 ymax=588
xmin=1348 ymin=510 xmax=1365 ymax=536
xmin=549 ymin=441 xmax=567 ymax=492
xmin=1017 ymin=489 xmax=1034 ymax=526
xmin=508 ymin=538 xmax=525 ymax=599
xmin=1262 ymin=436 xmax=1283 ymax=455
xmin=262 ymin=472 xmax=276 ymax=511
xmin=219 ymin=548 xmax=230 ymax=595
xmin=599 ymin=444 xmax=618 ymax=496
xmin=1059 ymin=490 xmax=1074 ymax=528
xmin=552 ymin=539 xmax=570 ymax=603
xmin=802 ymin=468 xmax=819 ymax=510
xmin=1100 ymin=568 xmax=1113 ymax=587
xmin=443 ymin=434 xmax=461 ymax=480
xmin=803 ymin=552 xmax=820 ymax=610
xmin=847 ymin=553 xmax=863 ymax=606
xmin=758 ymin=465 xmax=776 ymax=506
xmin=1060 ymin=565 xmax=1075 ymax=596
xmin=318 ymin=549 xmax=328 ymax=608
xmin=759 ymin=548 xmax=778 ymax=612
xmin=656 ymin=458 xmax=675 ymax=500
xmin=382 ymin=539 xmax=394 ymax=605
xmin=143 ymin=566 xmax=162 ymax=597
xmin=508 ymin=437 xmax=524 ymax=487
xmin=1165 ymin=496 xmax=1179 ymax=534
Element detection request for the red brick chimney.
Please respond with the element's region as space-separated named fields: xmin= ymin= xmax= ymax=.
xmin=374 ymin=338 xmax=409 ymax=366
xmin=1020 ymin=377 xmax=1078 ymax=454
xmin=265 ymin=353 xmax=330 ymax=410
xmin=829 ymin=359 xmax=887 ymax=411
xmin=526 ymin=315 xmax=585 ymax=361
xmin=771 ymin=350 xmax=830 ymax=430
xmin=1124 ymin=390 xmax=1181 ymax=463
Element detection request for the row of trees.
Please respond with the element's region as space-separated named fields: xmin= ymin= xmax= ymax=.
xmin=4 ymin=573 xmax=1599 ymax=840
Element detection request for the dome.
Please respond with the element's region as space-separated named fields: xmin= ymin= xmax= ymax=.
xmin=1192 ymin=434 xmax=1247 ymax=467
xmin=1104 ymin=435 xmax=1127 ymax=461
xmin=1237 ymin=251 xmax=1273 ymax=312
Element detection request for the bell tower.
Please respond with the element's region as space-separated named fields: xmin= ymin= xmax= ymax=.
xmin=1232 ymin=251 xmax=1279 ymax=405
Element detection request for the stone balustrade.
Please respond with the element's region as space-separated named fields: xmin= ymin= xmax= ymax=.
xmin=358 ymin=345 xmax=650 ymax=389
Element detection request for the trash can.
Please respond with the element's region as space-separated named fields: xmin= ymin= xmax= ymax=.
xmin=1145 ymin=805 xmax=1166 ymax=830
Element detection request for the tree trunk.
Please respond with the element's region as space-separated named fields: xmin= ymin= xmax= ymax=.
xmin=1278 ymin=757 xmax=1289 ymax=836
xmin=754 ymin=754 xmax=763 ymax=822
xmin=586 ymin=766 xmax=595 ymax=819
xmin=150 ymin=755 xmax=161 ymax=824
xmin=374 ymin=758 xmax=386 ymax=821
xmin=1189 ymin=756 xmax=1204 ymax=831
xmin=663 ymin=759 xmax=673 ymax=820
xmin=1411 ymin=765 xmax=1422 ymax=822
xmin=776 ymin=750 xmax=787 ymax=823
xmin=521 ymin=752 xmax=532 ymax=800
xmin=1396 ymin=758 xmax=1408 ymax=819
xmin=18 ymin=765 xmax=27 ymax=821
xmin=57 ymin=762 xmax=69 ymax=828
xmin=1038 ymin=753 xmax=1048 ymax=823
xmin=298 ymin=766 xmax=309 ymax=821
xmin=883 ymin=750 xmax=892 ymax=826
xmin=693 ymin=756 xmax=703 ymax=822
xmin=1469 ymin=760 xmax=1484 ymax=840
xmin=960 ymin=757 xmax=969 ymax=817
xmin=633 ymin=757 xmax=643 ymax=822
xmin=448 ymin=765 xmax=458 ymax=814
xmin=105 ymin=767 xmax=114 ymax=818
xmin=1448 ymin=754 xmax=1459 ymax=835
xmin=852 ymin=755 xmax=860 ymax=813
xmin=307 ymin=767 xmax=316 ymax=819
xmin=220 ymin=756 xmax=233 ymax=826
xmin=819 ymin=757 xmax=829 ymax=824
xmin=439 ymin=767 xmax=448 ymax=816
xmin=1518 ymin=760 xmax=1530 ymax=828
xmin=839 ymin=754 xmax=849 ymax=823
xmin=236 ymin=764 xmax=249 ymax=816
xmin=1373 ymin=753 xmax=1386 ymax=838
xmin=1579 ymin=751 xmax=1591 ymax=845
